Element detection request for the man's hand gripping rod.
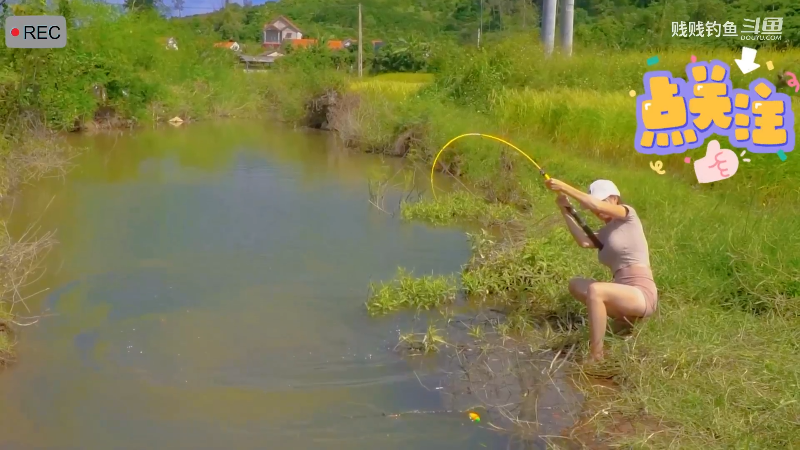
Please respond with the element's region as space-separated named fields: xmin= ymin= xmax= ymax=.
xmin=539 ymin=169 xmax=604 ymax=250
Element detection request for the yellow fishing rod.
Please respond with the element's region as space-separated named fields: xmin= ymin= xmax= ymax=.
xmin=429 ymin=133 xmax=603 ymax=249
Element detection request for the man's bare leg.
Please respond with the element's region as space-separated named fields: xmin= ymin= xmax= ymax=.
xmin=567 ymin=277 xmax=647 ymax=361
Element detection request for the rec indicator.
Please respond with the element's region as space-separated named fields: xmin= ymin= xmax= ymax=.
xmin=5 ymin=16 xmax=67 ymax=48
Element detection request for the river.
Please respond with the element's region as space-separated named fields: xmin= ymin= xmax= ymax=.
xmin=0 ymin=121 xmax=581 ymax=450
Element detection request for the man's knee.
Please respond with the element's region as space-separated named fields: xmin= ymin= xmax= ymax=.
xmin=586 ymin=283 xmax=605 ymax=304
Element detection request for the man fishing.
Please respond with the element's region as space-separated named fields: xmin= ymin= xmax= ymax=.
xmin=545 ymin=178 xmax=657 ymax=362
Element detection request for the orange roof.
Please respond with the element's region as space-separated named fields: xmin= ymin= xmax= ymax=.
xmin=290 ymin=38 xmax=317 ymax=48
xmin=214 ymin=41 xmax=238 ymax=48
xmin=286 ymin=39 xmax=352 ymax=50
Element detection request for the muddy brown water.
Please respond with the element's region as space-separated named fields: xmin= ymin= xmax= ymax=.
xmin=0 ymin=121 xmax=583 ymax=449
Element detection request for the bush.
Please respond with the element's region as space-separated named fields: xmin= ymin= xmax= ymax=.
xmin=0 ymin=1 xmax=258 ymax=131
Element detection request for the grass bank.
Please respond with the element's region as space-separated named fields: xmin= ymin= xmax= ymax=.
xmin=1 ymin=4 xmax=272 ymax=133
xmin=262 ymin=41 xmax=800 ymax=448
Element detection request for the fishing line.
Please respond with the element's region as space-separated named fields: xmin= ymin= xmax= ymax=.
xmin=429 ymin=133 xmax=603 ymax=249
xmin=342 ymin=408 xmax=476 ymax=420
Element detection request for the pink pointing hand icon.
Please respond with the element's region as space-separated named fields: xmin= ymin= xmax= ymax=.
xmin=694 ymin=140 xmax=740 ymax=183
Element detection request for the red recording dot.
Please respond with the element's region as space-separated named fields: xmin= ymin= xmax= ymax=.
xmin=11 ymin=28 xmax=19 ymax=37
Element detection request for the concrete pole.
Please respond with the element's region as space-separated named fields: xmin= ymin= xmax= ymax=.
xmin=477 ymin=0 xmax=483 ymax=47
xmin=542 ymin=0 xmax=557 ymax=57
xmin=560 ymin=0 xmax=574 ymax=56
xmin=358 ymin=3 xmax=363 ymax=77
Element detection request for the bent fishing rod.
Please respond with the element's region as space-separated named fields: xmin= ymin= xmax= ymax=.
xmin=429 ymin=133 xmax=604 ymax=250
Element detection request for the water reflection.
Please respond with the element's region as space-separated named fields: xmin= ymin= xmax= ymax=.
xmin=0 ymin=121 xmax=529 ymax=450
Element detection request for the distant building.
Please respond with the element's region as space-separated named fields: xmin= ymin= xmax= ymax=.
xmin=262 ymin=16 xmax=366 ymax=53
xmin=372 ymin=40 xmax=385 ymax=51
xmin=263 ymin=16 xmax=304 ymax=49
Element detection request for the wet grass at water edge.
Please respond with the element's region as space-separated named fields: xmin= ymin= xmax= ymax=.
xmin=0 ymin=134 xmax=69 ymax=365
xmin=370 ymin=182 xmax=800 ymax=448
xmin=366 ymin=268 xmax=457 ymax=316
xmin=0 ymin=221 xmax=58 ymax=366
xmin=400 ymin=191 xmax=518 ymax=226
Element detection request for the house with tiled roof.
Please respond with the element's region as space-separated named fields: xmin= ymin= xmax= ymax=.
xmin=262 ymin=16 xmax=304 ymax=49
xmin=262 ymin=16 xmax=358 ymax=52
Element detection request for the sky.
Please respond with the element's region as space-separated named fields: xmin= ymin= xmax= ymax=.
xmin=103 ymin=0 xmax=275 ymax=16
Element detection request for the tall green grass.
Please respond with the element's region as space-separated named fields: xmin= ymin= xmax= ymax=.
xmin=0 ymin=1 xmax=278 ymax=132
xmin=268 ymin=40 xmax=800 ymax=448
xmin=336 ymin=42 xmax=800 ymax=206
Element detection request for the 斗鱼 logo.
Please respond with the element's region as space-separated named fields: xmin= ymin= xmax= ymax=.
xmin=634 ymin=60 xmax=795 ymax=155
xmin=5 ymin=15 xmax=67 ymax=49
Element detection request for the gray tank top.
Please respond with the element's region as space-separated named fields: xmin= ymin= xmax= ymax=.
xmin=596 ymin=205 xmax=651 ymax=273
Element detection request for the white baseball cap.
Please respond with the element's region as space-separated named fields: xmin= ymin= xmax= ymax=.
xmin=588 ymin=179 xmax=621 ymax=201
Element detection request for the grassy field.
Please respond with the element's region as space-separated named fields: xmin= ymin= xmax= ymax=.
xmin=305 ymin=46 xmax=800 ymax=448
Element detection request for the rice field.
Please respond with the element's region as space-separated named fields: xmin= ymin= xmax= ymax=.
xmin=348 ymin=73 xmax=433 ymax=98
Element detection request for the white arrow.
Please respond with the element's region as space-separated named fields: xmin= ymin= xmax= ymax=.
xmin=735 ymin=47 xmax=760 ymax=74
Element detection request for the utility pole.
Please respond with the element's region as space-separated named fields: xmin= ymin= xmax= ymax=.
xmin=560 ymin=0 xmax=574 ymax=56
xmin=542 ymin=0 xmax=556 ymax=57
xmin=358 ymin=3 xmax=363 ymax=77
xmin=477 ymin=0 xmax=483 ymax=47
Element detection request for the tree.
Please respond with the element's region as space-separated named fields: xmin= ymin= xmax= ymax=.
xmin=215 ymin=4 xmax=244 ymax=40
xmin=172 ymin=0 xmax=184 ymax=17
xmin=371 ymin=37 xmax=430 ymax=73
xmin=57 ymin=0 xmax=72 ymax=18
xmin=0 ymin=1 xmax=10 ymax=26
xmin=9 ymin=0 xmax=48 ymax=15
xmin=124 ymin=0 xmax=162 ymax=12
